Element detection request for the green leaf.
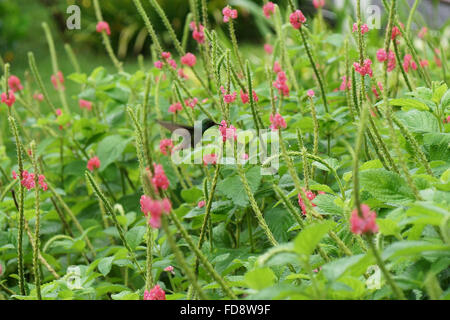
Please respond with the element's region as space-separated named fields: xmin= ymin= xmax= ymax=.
xmin=244 ymin=267 xmax=276 ymax=290
xmin=395 ymin=110 xmax=439 ymax=134
xmin=313 ymin=194 xmax=344 ymax=215
xmin=264 ymin=207 xmax=294 ymax=243
xmin=216 ymin=166 xmax=261 ymax=207
xmin=97 ymin=135 xmax=132 ymax=171
xmin=423 ymin=133 xmax=450 ymax=162
xmin=382 ymin=241 xmax=450 ymax=260
xmin=98 ymin=256 xmax=115 ymax=276
xmin=389 ymin=98 xmax=429 ymax=111
xmin=377 ymin=218 xmax=401 ymax=237
xmin=125 ymin=226 xmax=147 ymax=251
xmin=432 ymin=83 xmax=448 ymax=105
xmin=360 ymin=169 xmax=415 ymax=204
xmin=68 ymin=73 xmax=87 ymax=84
xmin=294 ymin=221 xmax=334 ymax=256
xmin=322 ymin=254 xmax=372 ymax=281
xmin=111 ymin=290 xmax=139 ymax=300
xmin=180 ymin=188 xmax=203 ymax=203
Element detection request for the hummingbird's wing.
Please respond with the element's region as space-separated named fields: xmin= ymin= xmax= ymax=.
xmin=157 ymin=120 xmax=193 ymax=133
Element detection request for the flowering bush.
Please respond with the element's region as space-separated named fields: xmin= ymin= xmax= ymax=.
xmin=0 ymin=0 xmax=449 ymax=301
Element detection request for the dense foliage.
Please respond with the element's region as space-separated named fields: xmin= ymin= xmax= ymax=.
xmin=0 ymin=0 xmax=449 ymax=300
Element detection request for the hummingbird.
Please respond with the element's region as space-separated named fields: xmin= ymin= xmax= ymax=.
xmin=157 ymin=118 xmax=218 ymax=150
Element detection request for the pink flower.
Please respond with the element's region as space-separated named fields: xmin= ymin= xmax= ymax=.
xmin=140 ymin=195 xmax=171 ymax=228
xmin=264 ymin=44 xmax=273 ymax=55
xmin=420 ymin=60 xmax=429 ymax=68
xmin=33 ymin=93 xmax=44 ymax=101
xmin=219 ymin=120 xmax=237 ymax=142
xmin=8 ymin=75 xmax=23 ymax=93
xmin=184 ymin=98 xmax=198 ymax=109
xmin=178 ymin=68 xmax=188 ymax=79
xmin=203 ymin=153 xmax=218 ymax=165
xmin=371 ymin=82 xmax=383 ymax=99
xmin=269 ymin=113 xmax=287 ymax=131
xmin=181 ymin=53 xmax=197 ymax=67
xmin=55 ymin=108 xmax=62 ymax=116
xmin=21 ymin=170 xmax=35 ymax=190
xmin=198 ymin=200 xmax=206 ymax=208
xmin=79 ymin=99 xmax=92 ymax=111
xmin=240 ymin=90 xmax=258 ymax=104
xmin=289 ymin=10 xmax=306 ymax=29
xmin=353 ymin=59 xmax=373 ymax=77
xmin=297 ymin=189 xmax=324 ymax=215
xmin=12 ymin=170 xmax=17 ymax=180
xmin=220 ymin=86 xmax=237 ymax=104
xmin=96 ymin=21 xmax=111 ymax=35
xmin=190 ymin=22 xmax=205 ymax=44
xmin=87 ymin=156 xmax=101 ymax=171
xmin=418 ymin=27 xmax=427 ymax=39
xmin=162 ymin=52 xmax=171 ymax=60
xmin=403 ymin=54 xmax=415 ymax=73
xmin=352 ymin=23 xmax=369 ymax=34
xmin=167 ymin=59 xmax=177 ymax=69
xmin=241 ymin=153 xmax=249 ymax=160
xmin=152 ymin=163 xmax=169 ymax=190
xmin=51 ymin=71 xmax=65 ymax=91
xmin=376 ymin=49 xmax=387 ymax=62
xmin=391 ymin=25 xmax=402 ymax=39
xmin=273 ymin=61 xmax=282 ymax=74
xmin=263 ymin=2 xmax=275 ymax=18
xmin=1 ymin=91 xmax=15 ymax=107
xmin=444 ymin=115 xmax=450 ymax=124
xmin=159 ymin=139 xmax=174 ymax=156
xmin=169 ymin=102 xmax=182 ymax=114
xmin=307 ymin=89 xmax=315 ymax=97
xmin=339 ymin=76 xmax=351 ymax=91
xmin=350 ymin=204 xmax=379 ymax=235
xmin=273 ymin=71 xmax=289 ymax=96
xmin=222 ymin=6 xmax=238 ymax=23
xmin=38 ymin=174 xmax=48 ymax=191
xmin=144 ymin=285 xmax=166 ymax=300
xmin=154 ymin=60 xmax=163 ymax=69
xmin=313 ymin=0 xmax=325 ymax=9
xmin=164 ymin=266 xmax=175 ymax=274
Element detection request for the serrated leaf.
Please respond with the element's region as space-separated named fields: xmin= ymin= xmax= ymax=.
xmin=294 ymin=221 xmax=334 ymax=256
xmin=97 ymin=135 xmax=132 ymax=171
xmin=244 ymin=267 xmax=276 ymax=290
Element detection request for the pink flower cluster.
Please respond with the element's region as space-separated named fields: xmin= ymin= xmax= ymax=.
xmin=273 ymin=68 xmax=289 ymax=96
xmin=403 ymin=54 xmax=417 ymax=73
xmin=13 ymin=170 xmax=48 ymax=191
xmin=391 ymin=25 xmax=401 ymax=40
xmin=263 ymin=2 xmax=275 ymax=18
xmin=79 ymin=99 xmax=92 ymax=111
xmin=350 ymin=204 xmax=379 ymax=235
xmin=51 ymin=71 xmax=65 ymax=91
xmin=313 ymin=0 xmax=325 ymax=9
xmin=339 ymin=76 xmax=351 ymax=91
xmin=353 ymin=59 xmax=373 ymax=77
xmin=8 ymin=75 xmax=23 ymax=93
xmin=376 ymin=49 xmax=396 ymax=72
xmin=140 ymin=195 xmax=171 ymax=229
xmin=1 ymin=91 xmax=15 ymax=107
xmin=159 ymin=139 xmax=174 ymax=156
xmin=190 ymin=22 xmax=205 ymax=44
xmin=289 ymin=10 xmax=306 ymax=29
xmin=144 ymin=284 xmax=166 ymax=300
xmin=352 ymin=23 xmax=369 ymax=34
xmin=298 ymin=189 xmax=324 ymax=215
xmin=96 ymin=21 xmax=111 ymax=35
xmin=184 ymin=98 xmax=198 ymax=109
xmin=87 ymin=156 xmax=101 ymax=171
xmin=150 ymin=163 xmax=170 ymax=191
xmin=219 ymin=120 xmax=237 ymax=142
xmin=169 ymin=102 xmax=182 ymax=114
xmin=269 ymin=113 xmax=287 ymax=131
xmin=220 ymin=86 xmax=237 ymax=104
xmin=371 ymin=82 xmax=383 ymax=99
xmin=164 ymin=265 xmax=175 ymax=274
xmin=33 ymin=93 xmax=44 ymax=102
xmin=222 ymin=6 xmax=238 ymax=23
xmin=240 ymin=90 xmax=258 ymax=104
xmin=181 ymin=53 xmax=197 ymax=67
xmin=203 ymin=153 xmax=218 ymax=166
xmin=264 ymin=44 xmax=273 ymax=55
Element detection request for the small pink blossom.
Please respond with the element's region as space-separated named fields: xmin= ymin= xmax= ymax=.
xmin=418 ymin=27 xmax=427 ymax=39
xmin=159 ymin=139 xmax=174 ymax=156
xmin=51 ymin=71 xmax=65 ymax=91
xmin=79 ymin=99 xmax=92 ymax=111
xmin=178 ymin=68 xmax=188 ymax=79
xmin=353 ymin=59 xmax=373 ymax=77
xmin=151 ymin=163 xmax=170 ymax=191
xmin=313 ymin=0 xmax=325 ymax=9
xmin=8 ymin=75 xmax=23 ymax=93
xmin=162 ymin=52 xmax=171 ymax=60
xmin=222 ymin=6 xmax=238 ymax=23
xmin=350 ymin=204 xmax=379 ymax=235
xmin=198 ymin=200 xmax=206 ymax=208
xmin=240 ymin=90 xmax=258 ymax=104
xmin=264 ymin=44 xmax=273 ymax=55
xmin=307 ymin=89 xmax=315 ymax=97
xmin=289 ymin=10 xmax=306 ymax=29
xmin=140 ymin=195 xmax=171 ymax=228
xmin=167 ymin=59 xmax=177 ymax=69
xmin=273 ymin=71 xmax=289 ymax=96
xmin=391 ymin=25 xmax=402 ymax=39
xmin=241 ymin=153 xmax=249 ymax=160
xmin=1 ymin=91 xmax=15 ymax=107
xmin=273 ymin=61 xmax=282 ymax=74
xmin=339 ymin=76 xmax=351 ymax=91
xmin=154 ymin=60 xmax=163 ymax=69
xmin=190 ymin=22 xmax=205 ymax=44
xmin=38 ymin=175 xmax=48 ymax=191
xmin=20 ymin=170 xmax=35 ymax=190
xmin=220 ymin=86 xmax=237 ymax=104
xmin=181 ymin=53 xmax=197 ymax=67
xmin=352 ymin=23 xmax=369 ymax=34
xmin=184 ymin=98 xmax=198 ymax=109
xmin=87 ymin=156 xmax=101 ymax=171
xmin=96 ymin=21 xmax=111 ymax=35
xmin=203 ymin=153 xmax=218 ymax=166
xmin=269 ymin=113 xmax=287 ymax=131
xmin=420 ymin=60 xmax=429 ymax=68
xmin=298 ymin=189 xmax=324 ymax=215
xmin=169 ymin=102 xmax=183 ymax=114
xmin=12 ymin=170 xmax=17 ymax=180
xmin=144 ymin=285 xmax=166 ymax=300
xmin=219 ymin=120 xmax=237 ymax=142
xmin=403 ymin=54 xmax=416 ymax=73
xmin=444 ymin=115 xmax=450 ymax=124
xmin=164 ymin=266 xmax=175 ymax=274
xmin=55 ymin=108 xmax=62 ymax=116
xmin=263 ymin=2 xmax=275 ymax=18
xmin=33 ymin=93 xmax=44 ymax=101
